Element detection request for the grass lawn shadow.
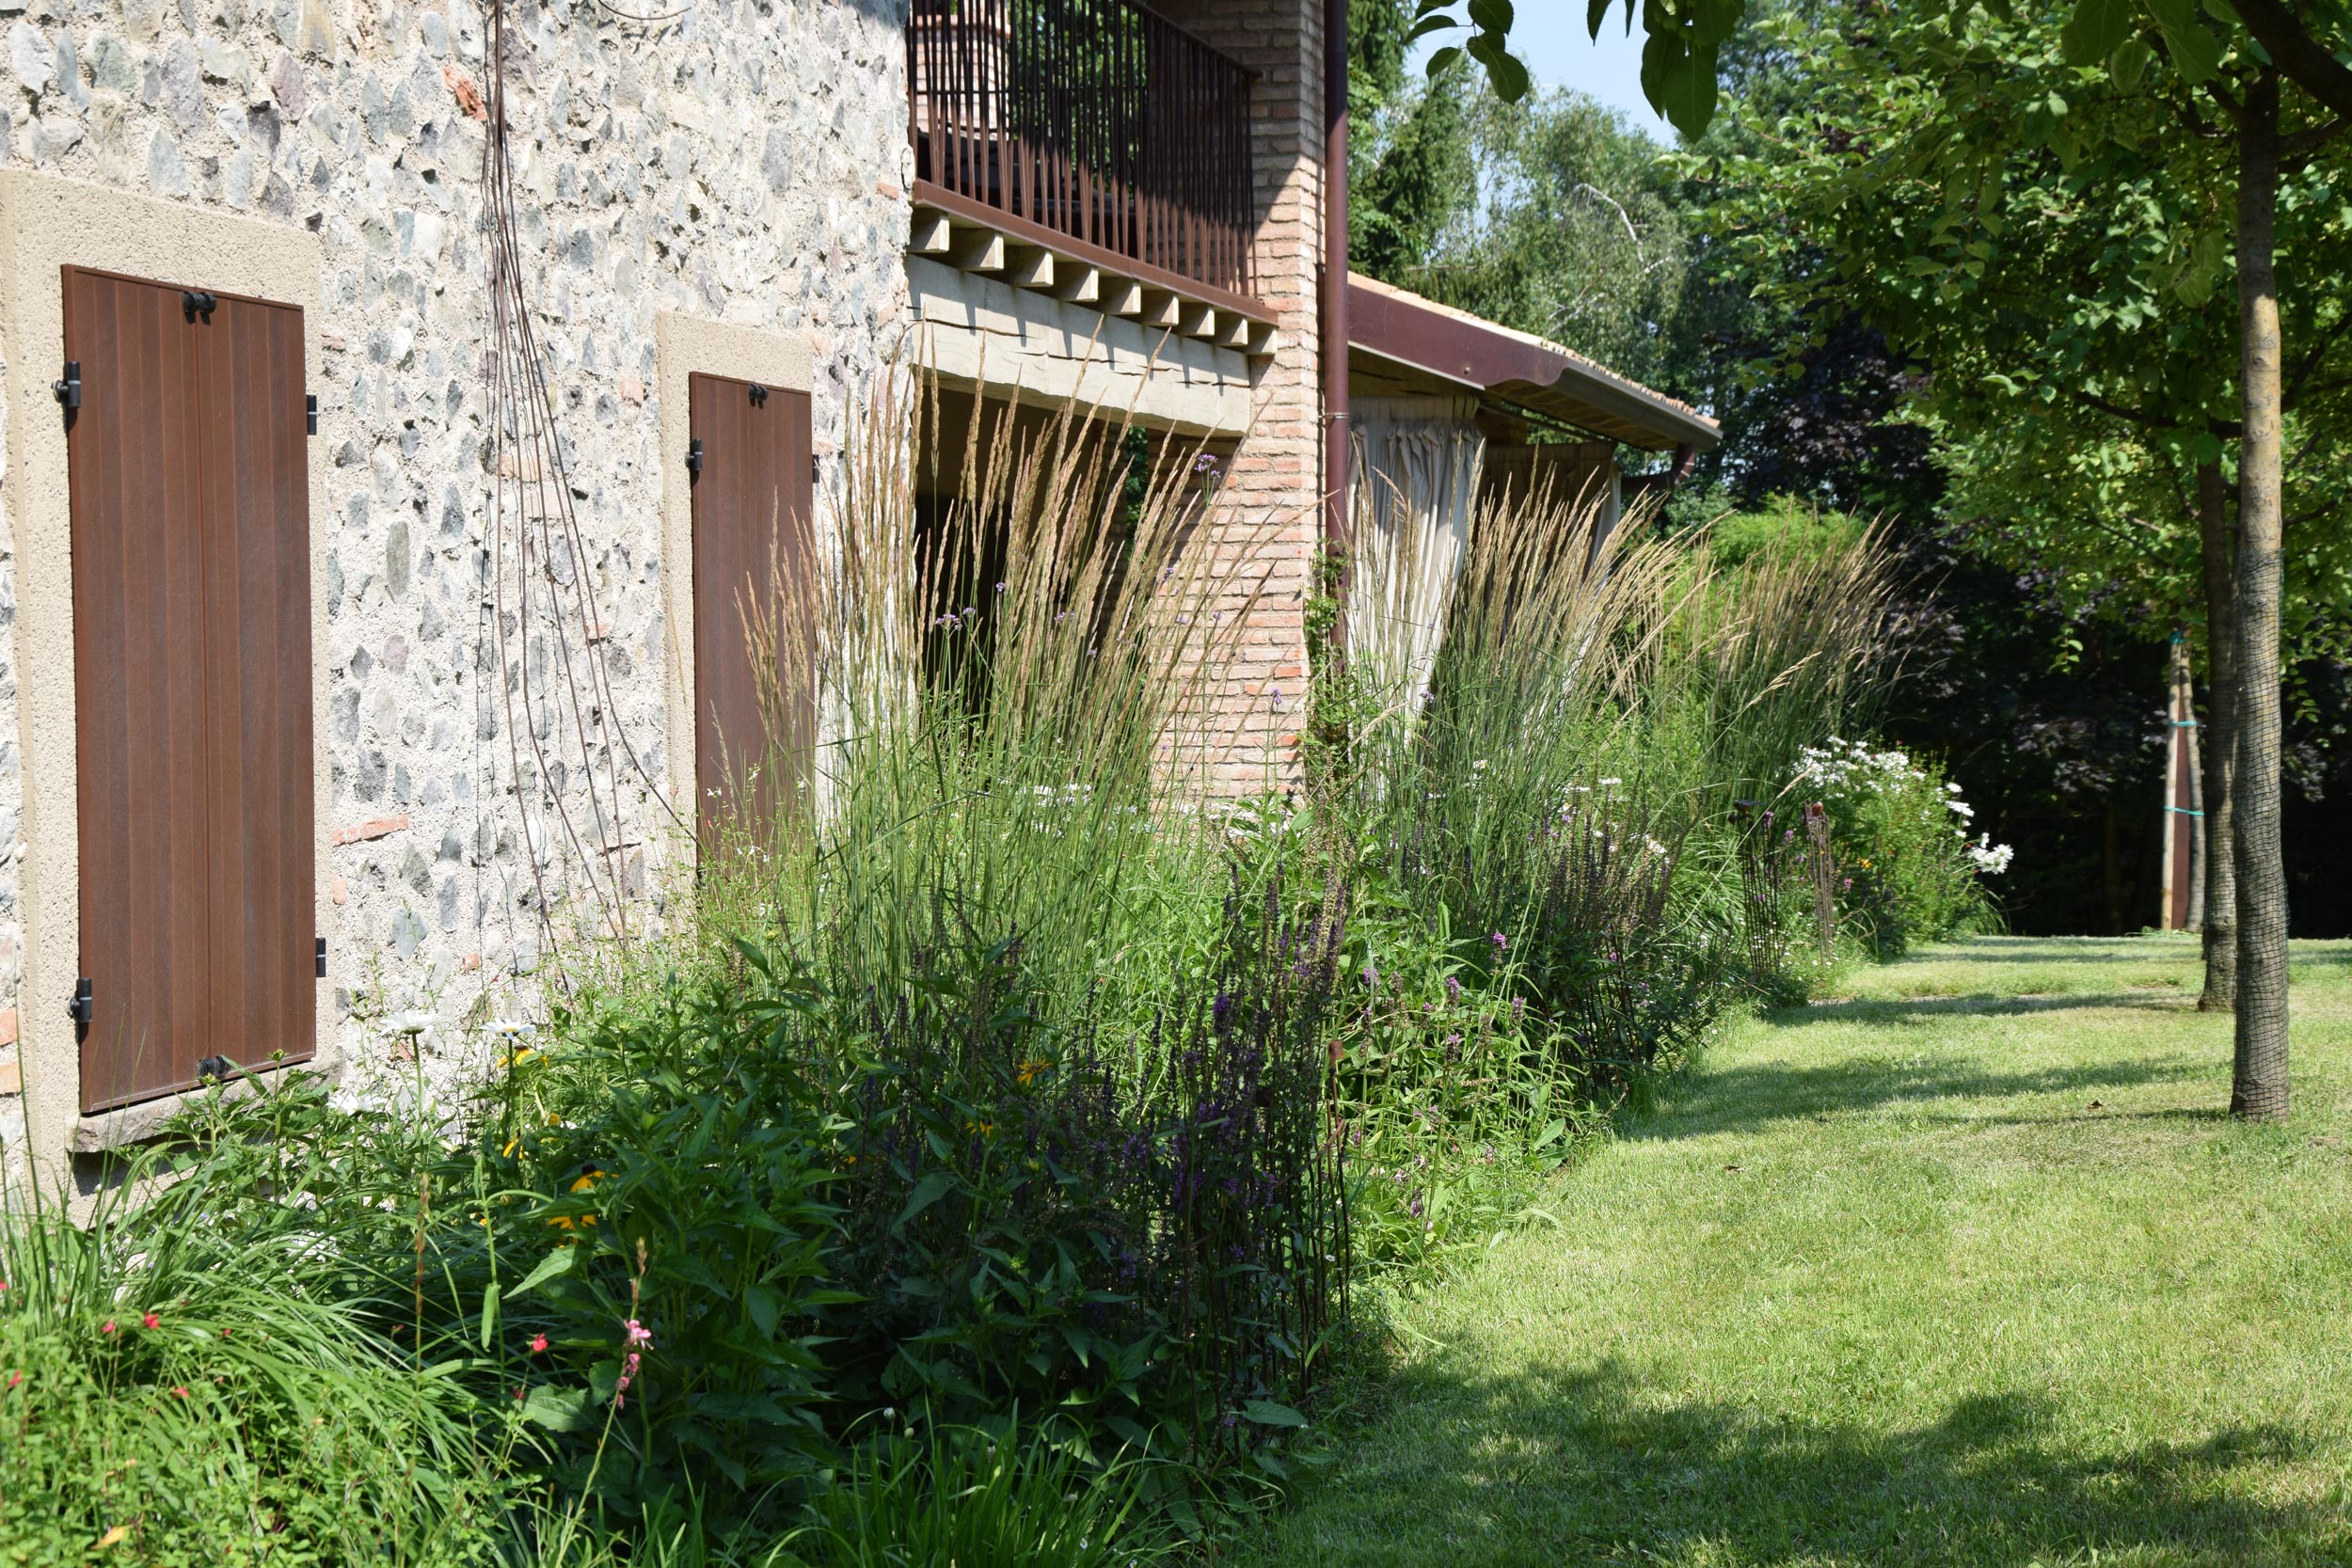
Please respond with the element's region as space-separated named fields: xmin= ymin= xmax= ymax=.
xmin=1772 ymin=992 xmax=2197 ymax=1022
xmin=1629 ymin=1053 xmax=2201 ymax=1141
xmin=1278 ymin=1358 xmax=2333 ymax=1566
xmin=1912 ymin=948 xmax=2202 ymax=965
xmin=1253 ymin=939 xmax=2352 ymax=1567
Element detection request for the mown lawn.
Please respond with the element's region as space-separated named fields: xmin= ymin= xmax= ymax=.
xmin=1246 ymin=936 xmax=2352 ymax=1566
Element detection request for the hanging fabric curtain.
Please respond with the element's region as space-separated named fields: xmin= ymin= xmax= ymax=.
xmin=1346 ymin=395 xmax=1486 ymax=701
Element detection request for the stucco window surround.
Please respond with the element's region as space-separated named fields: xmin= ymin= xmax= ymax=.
xmin=0 ymin=171 xmax=332 ymax=1180
xmin=652 ymin=311 xmax=818 ymax=852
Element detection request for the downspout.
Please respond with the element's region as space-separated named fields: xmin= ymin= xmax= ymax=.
xmin=1321 ymin=0 xmax=1350 ymax=665
xmin=1622 ymin=440 xmax=1699 ymax=499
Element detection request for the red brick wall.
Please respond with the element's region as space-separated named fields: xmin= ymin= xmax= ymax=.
xmin=1158 ymin=0 xmax=1327 ymax=797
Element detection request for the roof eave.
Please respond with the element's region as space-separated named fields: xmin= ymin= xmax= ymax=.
xmin=1345 ymin=275 xmax=1722 ymax=454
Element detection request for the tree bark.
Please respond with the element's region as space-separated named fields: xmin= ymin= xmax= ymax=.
xmin=2197 ymin=457 xmax=2237 ymax=1011
xmin=2232 ymin=71 xmax=2290 ymax=1119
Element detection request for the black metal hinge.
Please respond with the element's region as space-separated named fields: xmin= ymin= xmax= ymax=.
xmin=182 ymin=290 xmax=217 ymax=320
xmin=686 ymin=437 xmax=705 ymax=479
xmin=53 ymin=360 xmax=80 ymax=409
xmin=67 ymin=975 xmax=92 ymax=1025
xmin=747 ymin=383 xmax=769 ymax=407
xmin=196 ymin=1054 xmax=236 ymax=1084
xmin=306 ymin=394 xmax=319 ymax=436
xmin=315 ymin=937 xmax=327 ymax=977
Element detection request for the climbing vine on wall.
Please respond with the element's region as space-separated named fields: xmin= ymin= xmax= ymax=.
xmin=477 ymin=0 xmax=680 ymax=957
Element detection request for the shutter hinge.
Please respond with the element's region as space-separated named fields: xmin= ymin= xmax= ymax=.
xmin=67 ymin=976 xmax=92 ymax=1025
xmin=53 ymin=360 xmax=80 ymax=409
xmin=686 ymin=437 xmax=705 ymax=478
xmin=315 ymin=936 xmax=327 ymax=977
xmin=306 ymin=394 xmax=319 ymax=436
xmin=196 ymin=1055 xmax=236 ymax=1084
xmin=182 ymin=290 xmax=217 ymax=320
xmin=813 ymin=453 xmax=820 ymax=484
xmin=747 ymin=383 xmax=769 ymax=407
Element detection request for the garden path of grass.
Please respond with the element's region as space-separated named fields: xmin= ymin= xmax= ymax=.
xmin=1245 ymin=936 xmax=2352 ymax=1566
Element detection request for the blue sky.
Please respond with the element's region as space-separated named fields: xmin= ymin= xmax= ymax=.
xmin=1411 ymin=8 xmax=1670 ymax=137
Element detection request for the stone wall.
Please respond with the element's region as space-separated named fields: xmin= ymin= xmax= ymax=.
xmin=0 ymin=0 xmax=909 ymax=1168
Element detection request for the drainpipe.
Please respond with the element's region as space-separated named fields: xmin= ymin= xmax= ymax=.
xmin=1321 ymin=0 xmax=1350 ymax=664
xmin=1664 ymin=440 xmax=1697 ymax=488
xmin=1625 ymin=441 xmax=1700 ymax=498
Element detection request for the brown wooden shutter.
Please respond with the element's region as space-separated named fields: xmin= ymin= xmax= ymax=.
xmin=689 ymin=373 xmax=815 ymax=849
xmin=66 ymin=268 xmax=315 ymax=1112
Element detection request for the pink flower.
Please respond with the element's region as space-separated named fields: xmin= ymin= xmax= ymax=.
xmin=7 ymin=1370 xmax=23 ymax=1390
xmin=529 ymin=1333 xmax=548 ymax=1354
xmin=1490 ymin=932 xmax=1507 ymax=952
xmin=615 ymin=1353 xmax=641 ymax=1410
xmin=170 ymin=1386 xmax=189 ymax=1399
xmin=141 ymin=1311 xmax=159 ymax=1331
xmin=101 ymin=1320 xmax=118 ymax=1336
xmin=613 ymin=1321 xmax=652 ymax=1408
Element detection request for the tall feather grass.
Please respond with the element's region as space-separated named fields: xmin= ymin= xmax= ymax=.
xmin=1327 ymin=476 xmax=1895 ymax=1270
xmin=732 ymin=372 xmax=1299 ymax=1022
xmin=1343 ymin=476 xmax=1889 ymax=966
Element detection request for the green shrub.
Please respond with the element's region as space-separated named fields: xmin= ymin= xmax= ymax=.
xmin=816 ymin=883 xmax=1345 ymax=1470
xmin=1290 ymin=491 xmax=1907 ymax=1291
xmin=1702 ymin=493 xmax=1868 ymax=570
xmin=1791 ymin=736 xmax=2007 ymax=957
xmin=472 ymin=978 xmax=850 ymax=1506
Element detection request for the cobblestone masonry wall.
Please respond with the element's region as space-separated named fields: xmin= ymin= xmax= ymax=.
xmin=0 ymin=0 xmax=909 ymax=1149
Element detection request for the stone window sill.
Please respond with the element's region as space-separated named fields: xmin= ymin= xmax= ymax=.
xmin=72 ymin=1054 xmax=335 ymax=1152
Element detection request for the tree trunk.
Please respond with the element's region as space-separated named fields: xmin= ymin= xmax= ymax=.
xmin=2232 ymin=72 xmax=2290 ymax=1119
xmin=2196 ymin=457 xmax=2237 ymax=1011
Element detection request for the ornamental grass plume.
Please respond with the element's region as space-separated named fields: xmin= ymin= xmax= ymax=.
xmin=737 ymin=365 xmax=1291 ymax=1024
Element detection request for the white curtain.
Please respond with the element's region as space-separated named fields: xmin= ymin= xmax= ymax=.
xmin=1347 ymin=396 xmax=1485 ymax=699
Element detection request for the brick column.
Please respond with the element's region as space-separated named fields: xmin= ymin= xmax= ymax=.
xmin=1157 ymin=0 xmax=1326 ymax=797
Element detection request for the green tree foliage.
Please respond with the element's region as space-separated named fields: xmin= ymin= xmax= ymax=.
xmin=1640 ymin=0 xmax=2352 ymax=1113
xmin=1420 ymin=0 xmax=2352 ymax=145
xmin=1679 ymin=0 xmax=2352 ymax=652
xmin=1433 ymin=93 xmax=1705 ymax=390
xmin=1350 ymin=0 xmax=1714 ymax=393
xmin=1350 ymin=0 xmax=1479 ymax=280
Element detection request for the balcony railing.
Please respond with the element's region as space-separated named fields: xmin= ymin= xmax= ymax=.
xmin=908 ymin=0 xmax=1257 ymax=300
